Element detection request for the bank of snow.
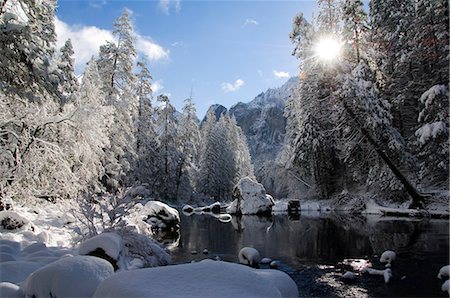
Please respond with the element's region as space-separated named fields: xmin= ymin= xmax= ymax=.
xmin=94 ymin=259 xmax=298 ymax=298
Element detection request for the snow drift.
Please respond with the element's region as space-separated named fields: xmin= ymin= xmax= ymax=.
xmin=94 ymin=259 xmax=298 ymax=298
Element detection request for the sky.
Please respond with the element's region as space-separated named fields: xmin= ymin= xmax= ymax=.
xmin=55 ymin=0 xmax=318 ymax=118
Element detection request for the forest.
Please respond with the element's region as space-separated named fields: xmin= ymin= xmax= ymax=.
xmin=0 ymin=0 xmax=448 ymax=297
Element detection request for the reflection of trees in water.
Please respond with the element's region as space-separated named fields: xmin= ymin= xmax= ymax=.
xmin=175 ymin=213 xmax=449 ymax=267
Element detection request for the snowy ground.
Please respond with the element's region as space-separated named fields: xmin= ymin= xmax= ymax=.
xmin=0 ymin=198 xmax=299 ymax=297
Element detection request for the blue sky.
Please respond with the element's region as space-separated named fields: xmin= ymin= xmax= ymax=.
xmin=55 ymin=0 xmax=318 ymax=118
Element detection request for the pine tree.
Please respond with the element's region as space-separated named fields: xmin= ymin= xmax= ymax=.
xmin=135 ymin=60 xmax=159 ymax=189
xmin=176 ymin=97 xmax=201 ymax=198
xmin=97 ymin=9 xmax=138 ymax=191
xmin=57 ymin=39 xmax=79 ymax=102
xmin=155 ymin=94 xmax=179 ymax=201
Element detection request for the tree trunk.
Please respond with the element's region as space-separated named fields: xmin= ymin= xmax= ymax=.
xmin=340 ymin=99 xmax=425 ymax=209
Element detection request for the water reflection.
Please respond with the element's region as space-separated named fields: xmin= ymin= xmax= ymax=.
xmin=172 ymin=213 xmax=448 ymax=267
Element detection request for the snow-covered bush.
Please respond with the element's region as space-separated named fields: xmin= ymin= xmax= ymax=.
xmin=21 ymin=256 xmax=114 ymax=298
xmin=227 ymin=177 xmax=273 ymax=215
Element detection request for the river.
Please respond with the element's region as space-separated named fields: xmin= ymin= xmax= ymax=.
xmin=158 ymin=212 xmax=449 ymax=297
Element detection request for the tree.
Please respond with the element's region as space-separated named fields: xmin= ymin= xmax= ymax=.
xmin=97 ymin=9 xmax=138 ymax=191
xmin=155 ymin=94 xmax=179 ymax=201
xmin=176 ymin=96 xmax=201 ymax=198
xmin=134 ymin=60 xmax=159 ymax=189
xmin=57 ymin=39 xmax=79 ymax=102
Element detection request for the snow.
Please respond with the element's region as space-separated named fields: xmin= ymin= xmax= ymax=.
xmin=419 ymin=84 xmax=448 ymax=106
xmin=272 ymin=200 xmax=289 ymax=213
xmin=379 ymin=250 xmax=396 ymax=266
xmin=0 ymin=211 xmax=31 ymax=232
xmin=78 ymin=232 xmax=123 ymax=260
xmin=363 ymin=267 xmax=393 ymax=284
xmin=141 ymin=200 xmax=180 ymax=229
xmin=415 ymin=121 xmax=447 ymax=144
xmin=228 ymin=177 xmax=274 ymax=215
xmin=342 ymin=271 xmax=356 ymax=280
xmin=21 ymin=255 xmax=114 ymax=298
xmin=238 ymin=247 xmax=261 ymax=268
xmin=438 ymin=265 xmax=450 ymax=279
xmin=261 ymin=257 xmax=272 ymax=264
xmin=93 ymin=259 xmax=298 ymax=298
xmin=442 ymin=280 xmax=449 ymax=294
xmin=0 ymin=282 xmax=23 ymax=298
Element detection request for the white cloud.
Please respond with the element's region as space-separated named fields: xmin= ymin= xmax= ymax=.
xmin=243 ymin=18 xmax=259 ymax=27
xmin=89 ymin=0 xmax=106 ymax=8
xmin=221 ymin=79 xmax=245 ymax=93
xmin=171 ymin=41 xmax=188 ymax=47
xmin=55 ymin=17 xmax=169 ymax=73
xmin=273 ymin=70 xmax=290 ymax=79
xmin=55 ymin=17 xmax=113 ymax=71
xmin=159 ymin=0 xmax=181 ymax=15
xmin=136 ymin=34 xmax=169 ymax=61
xmin=257 ymin=69 xmax=263 ymax=77
xmin=152 ymin=80 xmax=164 ymax=94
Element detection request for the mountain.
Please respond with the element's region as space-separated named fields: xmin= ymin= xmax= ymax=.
xmin=229 ymin=77 xmax=298 ymax=197
xmin=229 ymin=77 xmax=298 ymax=161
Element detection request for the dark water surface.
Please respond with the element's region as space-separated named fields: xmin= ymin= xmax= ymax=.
xmin=163 ymin=212 xmax=449 ymax=297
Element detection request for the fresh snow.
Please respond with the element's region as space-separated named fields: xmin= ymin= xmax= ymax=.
xmin=379 ymin=250 xmax=396 ymax=266
xmin=93 ymin=259 xmax=298 ymax=298
xmin=228 ymin=177 xmax=274 ymax=215
xmin=78 ymin=232 xmax=122 ymax=260
xmin=0 ymin=282 xmax=23 ymax=298
xmin=238 ymin=247 xmax=261 ymax=267
xmin=21 ymin=255 xmax=114 ymax=298
xmin=438 ymin=265 xmax=450 ymax=279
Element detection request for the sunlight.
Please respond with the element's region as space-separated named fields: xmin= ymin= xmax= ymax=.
xmin=314 ymin=37 xmax=342 ymax=62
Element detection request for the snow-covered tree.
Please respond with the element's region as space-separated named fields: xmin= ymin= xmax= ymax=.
xmin=97 ymin=9 xmax=138 ymax=191
xmin=176 ymin=97 xmax=201 ymax=198
xmin=57 ymin=39 xmax=79 ymax=102
xmin=155 ymin=94 xmax=179 ymax=201
xmin=134 ymin=60 xmax=159 ymax=189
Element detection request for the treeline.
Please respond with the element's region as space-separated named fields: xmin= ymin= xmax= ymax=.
xmin=284 ymin=0 xmax=448 ymax=203
xmin=0 ymin=2 xmax=253 ymax=204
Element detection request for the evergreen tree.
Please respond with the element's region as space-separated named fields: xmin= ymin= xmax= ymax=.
xmin=176 ymin=97 xmax=201 ymax=198
xmin=135 ymin=60 xmax=159 ymax=189
xmin=155 ymin=94 xmax=179 ymax=201
xmin=57 ymin=39 xmax=79 ymax=102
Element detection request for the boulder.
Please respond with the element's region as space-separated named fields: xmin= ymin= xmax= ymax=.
xmin=227 ymin=177 xmax=274 ymax=215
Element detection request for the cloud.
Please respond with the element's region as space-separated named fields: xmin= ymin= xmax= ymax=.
xmin=136 ymin=34 xmax=169 ymax=61
xmin=159 ymin=0 xmax=181 ymax=15
xmin=243 ymin=18 xmax=259 ymax=27
xmin=89 ymin=0 xmax=106 ymax=8
xmin=55 ymin=17 xmax=113 ymax=72
xmin=171 ymin=41 xmax=188 ymax=47
xmin=273 ymin=70 xmax=290 ymax=79
xmin=55 ymin=17 xmax=169 ymax=73
xmin=152 ymin=80 xmax=164 ymax=94
xmin=257 ymin=69 xmax=263 ymax=77
xmin=221 ymin=79 xmax=245 ymax=93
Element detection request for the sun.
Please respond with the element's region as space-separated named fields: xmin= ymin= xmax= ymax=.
xmin=314 ymin=37 xmax=342 ymax=62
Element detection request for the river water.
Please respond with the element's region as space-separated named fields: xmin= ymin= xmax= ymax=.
xmin=160 ymin=212 xmax=449 ymax=297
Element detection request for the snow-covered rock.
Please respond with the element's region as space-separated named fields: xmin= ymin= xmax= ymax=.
xmin=0 ymin=282 xmax=23 ymax=298
xmin=438 ymin=265 xmax=450 ymax=279
xmin=238 ymin=247 xmax=261 ymax=268
xmin=182 ymin=204 xmax=194 ymax=214
xmin=342 ymin=271 xmax=356 ymax=280
xmin=94 ymin=259 xmax=298 ymax=298
xmin=442 ymin=280 xmax=449 ymax=294
xmin=79 ymin=232 xmax=122 ymax=261
xmin=0 ymin=211 xmax=31 ymax=232
xmin=380 ymin=250 xmax=396 ymax=266
xmin=261 ymin=257 xmax=272 ymax=264
xmin=22 ymin=256 xmax=114 ymax=298
xmin=142 ymin=201 xmax=180 ymax=230
xmin=363 ymin=267 xmax=393 ymax=284
xmin=272 ymin=200 xmax=289 ymax=213
xmin=78 ymin=232 xmax=123 ymax=269
xmin=227 ymin=177 xmax=274 ymax=215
